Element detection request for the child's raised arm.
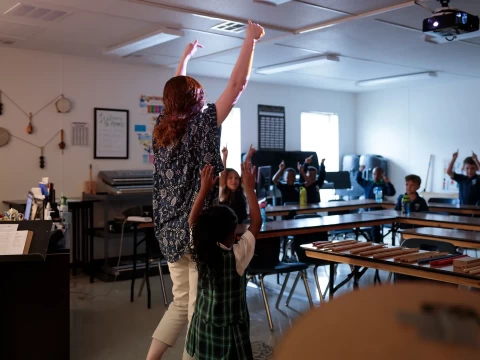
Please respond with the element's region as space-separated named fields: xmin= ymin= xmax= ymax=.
xmin=189 ymin=165 xmax=218 ymax=227
xmin=242 ymin=155 xmax=261 ymax=238
xmin=219 ymin=146 xmax=228 ymax=188
xmin=175 ymin=40 xmax=203 ymax=77
xmin=272 ymin=161 xmax=285 ymax=185
xmin=447 ymin=150 xmax=459 ymax=178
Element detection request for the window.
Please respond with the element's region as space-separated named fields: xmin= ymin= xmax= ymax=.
xmin=301 ymin=112 xmax=339 ymax=171
xmin=220 ymin=108 xmax=241 ymax=173
xmin=301 ymin=112 xmax=339 ymax=201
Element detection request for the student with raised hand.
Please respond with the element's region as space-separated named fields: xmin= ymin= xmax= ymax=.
xmin=298 ymin=155 xmax=326 ymax=203
xmin=356 ymin=165 xmax=396 ymax=200
xmin=186 ymin=159 xmax=261 ymax=360
xmin=148 ymin=20 xmax=265 ymax=360
xmin=272 ymin=160 xmax=300 ymax=204
xmin=447 ymin=150 xmax=480 ymax=205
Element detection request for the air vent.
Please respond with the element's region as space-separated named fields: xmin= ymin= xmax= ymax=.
xmin=4 ymin=3 xmax=71 ymax=22
xmin=122 ymin=54 xmax=143 ymax=59
xmin=211 ymin=21 xmax=246 ymax=33
xmin=0 ymin=39 xmax=16 ymax=45
xmin=254 ymin=0 xmax=292 ymax=5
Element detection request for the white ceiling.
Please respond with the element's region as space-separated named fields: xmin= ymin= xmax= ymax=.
xmin=1 ymin=0 xmax=480 ymax=92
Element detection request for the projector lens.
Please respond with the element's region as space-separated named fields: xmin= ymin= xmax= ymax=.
xmin=427 ymin=17 xmax=440 ymax=29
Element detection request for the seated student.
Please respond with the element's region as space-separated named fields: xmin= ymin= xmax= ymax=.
xmin=447 ymin=151 xmax=480 ymax=205
xmin=357 ymin=165 xmax=396 ymax=243
xmin=356 ymin=165 xmax=396 ymax=200
xmin=394 ymin=175 xmax=429 ymax=212
xmin=272 ymin=160 xmax=299 ymax=204
xmin=299 ymin=155 xmax=326 ymax=204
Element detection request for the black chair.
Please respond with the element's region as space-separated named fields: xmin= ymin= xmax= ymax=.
xmin=133 ymin=225 xmax=169 ymax=309
xmin=243 ymin=220 xmax=313 ymax=330
xmin=283 ymin=202 xmax=299 ymax=206
xmin=429 ymin=198 xmax=460 ymax=205
xmin=289 ymin=214 xmax=331 ymax=303
xmin=393 ymin=238 xmax=461 ymax=283
xmin=327 ymin=199 xmax=357 ymax=240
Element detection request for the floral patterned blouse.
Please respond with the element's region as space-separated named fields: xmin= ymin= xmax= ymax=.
xmin=153 ymin=104 xmax=223 ymax=262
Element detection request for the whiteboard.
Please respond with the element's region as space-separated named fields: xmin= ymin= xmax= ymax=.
xmin=94 ymin=108 xmax=129 ymax=159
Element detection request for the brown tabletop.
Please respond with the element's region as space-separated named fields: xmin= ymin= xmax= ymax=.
xmin=400 ymin=227 xmax=480 ymax=249
xmin=264 ymin=199 xmax=395 ymax=216
xmin=428 ymin=202 xmax=480 ymax=216
xmin=303 ymin=243 xmax=480 ymax=288
xmin=236 ymin=213 xmax=397 ymax=239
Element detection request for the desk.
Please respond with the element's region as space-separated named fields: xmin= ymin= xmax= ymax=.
xmin=428 ymin=203 xmax=480 ymax=216
xmin=236 ymin=213 xmax=397 ymax=239
xmin=400 ymin=227 xmax=480 ymax=250
xmin=264 ymin=199 xmax=395 ymax=217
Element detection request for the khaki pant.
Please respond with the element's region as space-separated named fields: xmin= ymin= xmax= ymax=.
xmin=152 ymin=254 xmax=198 ymax=360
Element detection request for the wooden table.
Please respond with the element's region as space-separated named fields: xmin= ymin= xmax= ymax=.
xmin=264 ymin=199 xmax=395 ymax=217
xmin=400 ymin=227 xmax=480 ymax=250
xmin=303 ymin=243 xmax=480 ymax=292
xmin=428 ymin=203 xmax=480 ymax=216
xmin=236 ymin=213 xmax=397 ymax=239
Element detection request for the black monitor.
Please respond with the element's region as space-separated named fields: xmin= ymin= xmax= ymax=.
xmin=325 ymin=171 xmax=352 ymax=189
xmin=256 ymin=166 xmax=271 ymax=198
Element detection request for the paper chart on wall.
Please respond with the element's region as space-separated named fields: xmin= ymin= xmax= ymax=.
xmin=72 ymin=122 xmax=89 ymax=146
xmin=135 ymin=117 xmax=156 ymax=164
xmin=139 ymin=95 xmax=164 ymax=114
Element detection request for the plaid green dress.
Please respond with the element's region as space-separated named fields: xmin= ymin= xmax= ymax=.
xmin=186 ymin=249 xmax=253 ymax=360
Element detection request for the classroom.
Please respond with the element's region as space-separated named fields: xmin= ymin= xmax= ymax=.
xmin=1 ymin=0 xmax=480 ymax=359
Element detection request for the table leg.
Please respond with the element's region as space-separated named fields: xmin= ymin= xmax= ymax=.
xmin=131 ymin=224 xmax=137 ymax=303
xmin=329 ymin=262 xmax=335 ymax=299
xmin=146 ymin=236 xmax=151 ymax=309
xmin=89 ymin=205 xmax=94 ymax=283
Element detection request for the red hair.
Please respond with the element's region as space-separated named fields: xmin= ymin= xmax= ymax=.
xmin=153 ymin=76 xmax=205 ymax=148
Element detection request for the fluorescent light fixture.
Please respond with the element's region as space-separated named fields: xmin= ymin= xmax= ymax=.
xmin=255 ymin=54 xmax=340 ymax=75
xmin=356 ymin=72 xmax=438 ymax=87
xmin=104 ymin=28 xmax=184 ymax=57
xmin=192 ymin=13 xmax=230 ymax=22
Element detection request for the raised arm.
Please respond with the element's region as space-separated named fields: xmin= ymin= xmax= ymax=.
xmin=273 ymin=161 xmax=285 ymax=185
xmin=174 ymin=40 xmax=203 ymax=77
xmin=472 ymin=151 xmax=480 ymax=170
xmin=298 ymin=162 xmax=308 ymax=183
xmin=189 ymin=165 xmax=218 ymax=227
xmin=219 ymin=146 xmax=228 ymax=188
xmin=317 ymin=159 xmax=326 ymax=187
xmin=215 ymin=21 xmax=265 ymax=126
xmin=447 ymin=150 xmax=459 ymax=178
xmin=242 ymin=161 xmax=261 ymax=238
xmin=356 ymin=165 xmax=368 ymax=187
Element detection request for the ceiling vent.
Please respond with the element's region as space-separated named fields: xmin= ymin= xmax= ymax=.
xmin=122 ymin=53 xmax=143 ymax=59
xmin=211 ymin=21 xmax=247 ymax=33
xmin=0 ymin=19 xmax=44 ymax=39
xmin=254 ymin=0 xmax=292 ymax=5
xmin=4 ymin=3 xmax=72 ymax=22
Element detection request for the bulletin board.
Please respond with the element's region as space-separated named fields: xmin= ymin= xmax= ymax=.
xmin=94 ymin=108 xmax=129 ymax=159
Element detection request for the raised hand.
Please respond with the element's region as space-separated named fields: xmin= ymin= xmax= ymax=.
xmin=245 ymin=144 xmax=256 ymax=163
xmin=183 ymin=39 xmax=203 ymax=58
xmin=199 ymin=164 xmax=218 ymax=193
xmin=221 ymin=145 xmax=228 ymax=157
xmin=382 ymin=174 xmax=390 ymax=183
xmin=452 ymin=150 xmax=459 ymax=160
xmin=472 ymin=151 xmax=478 ymax=161
xmin=321 ymin=158 xmax=326 ymax=165
xmin=359 ymin=165 xmax=366 ymax=172
xmin=246 ymin=20 xmax=265 ymax=42
xmin=279 ymin=160 xmax=285 ymax=171
xmin=297 ymin=162 xmax=302 ymax=171
xmin=305 ymin=155 xmax=313 ymax=164
xmin=241 ymin=162 xmax=256 ymax=192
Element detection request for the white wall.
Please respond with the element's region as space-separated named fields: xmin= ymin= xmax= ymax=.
xmin=0 ymin=47 xmax=355 ymax=209
xmin=356 ymin=79 xmax=480 ymax=195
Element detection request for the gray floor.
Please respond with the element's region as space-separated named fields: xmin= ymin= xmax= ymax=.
xmin=70 ymin=259 xmax=389 ymax=360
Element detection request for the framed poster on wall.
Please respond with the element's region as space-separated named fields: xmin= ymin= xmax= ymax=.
xmin=94 ymin=108 xmax=129 ymax=159
xmin=258 ymin=104 xmax=285 ymax=151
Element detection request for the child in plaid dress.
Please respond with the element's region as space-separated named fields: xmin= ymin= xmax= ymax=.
xmin=186 ymin=157 xmax=261 ymax=360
